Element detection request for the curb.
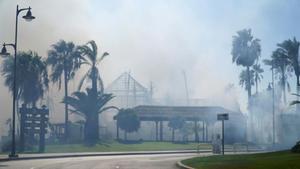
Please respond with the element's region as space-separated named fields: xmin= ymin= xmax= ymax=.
xmin=176 ymin=161 xmax=195 ymax=169
xmin=0 ymin=150 xmax=211 ymax=162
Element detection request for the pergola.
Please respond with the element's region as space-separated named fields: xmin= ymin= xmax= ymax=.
xmin=115 ymin=105 xmax=246 ymax=142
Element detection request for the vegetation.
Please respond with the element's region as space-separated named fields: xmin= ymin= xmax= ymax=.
xmin=116 ymin=109 xmax=141 ymax=140
xmin=47 ymin=40 xmax=82 ymax=139
xmin=232 ymin=29 xmax=261 ymax=100
xmin=77 ymin=40 xmax=109 ymax=93
xmin=1 ymin=51 xmax=48 ymax=106
xmin=264 ymin=47 xmax=291 ymax=104
xmin=168 ymin=116 xmax=185 ymax=142
xmin=252 ymin=64 xmax=264 ymax=94
xmin=63 ymin=88 xmax=115 ymax=145
xmin=182 ymin=151 xmax=300 ymax=169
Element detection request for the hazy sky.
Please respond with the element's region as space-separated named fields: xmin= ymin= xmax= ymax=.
xmin=0 ymin=0 xmax=300 ymax=135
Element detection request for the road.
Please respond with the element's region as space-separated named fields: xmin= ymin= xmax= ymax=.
xmin=0 ymin=153 xmax=209 ymax=169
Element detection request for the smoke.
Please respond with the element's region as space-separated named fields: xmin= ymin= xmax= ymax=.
xmin=0 ymin=0 xmax=300 ymax=144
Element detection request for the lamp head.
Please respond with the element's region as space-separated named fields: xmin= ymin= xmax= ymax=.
xmin=22 ymin=7 xmax=35 ymax=21
xmin=0 ymin=44 xmax=10 ymax=56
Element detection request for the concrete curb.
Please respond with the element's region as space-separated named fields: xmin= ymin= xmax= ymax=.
xmin=176 ymin=161 xmax=195 ymax=169
xmin=0 ymin=150 xmax=211 ymax=162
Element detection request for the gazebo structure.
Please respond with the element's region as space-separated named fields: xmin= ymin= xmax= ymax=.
xmin=115 ymin=105 xmax=246 ymax=143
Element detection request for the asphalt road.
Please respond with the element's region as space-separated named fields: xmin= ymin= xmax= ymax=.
xmin=0 ymin=153 xmax=208 ymax=169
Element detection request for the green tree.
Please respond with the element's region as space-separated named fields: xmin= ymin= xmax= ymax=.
xmin=116 ymin=109 xmax=140 ymax=141
xmin=239 ymin=69 xmax=254 ymax=92
xmin=264 ymin=48 xmax=291 ymax=104
xmin=168 ymin=116 xmax=185 ymax=142
xmin=2 ymin=51 xmax=48 ymax=106
xmin=77 ymin=40 xmax=109 ymax=94
xmin=277 ymin=38 xmax=300 ymax=108
xmin=232 ymin=29 xmax=261 ymax=100
xmin=252 ymin=64 xmax=264 ymax=94
xmin=63 ymin=88 xmax=115 ymax=144
xmin=47 ymin=40 xmax=81 ymax=140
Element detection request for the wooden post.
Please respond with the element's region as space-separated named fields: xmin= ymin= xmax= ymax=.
xmin=39 ymin=105 xmax=48 ymax=153
xmin=19 ymin=104 xmax=26 ymax=152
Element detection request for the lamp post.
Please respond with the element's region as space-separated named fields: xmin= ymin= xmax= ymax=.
xmin=0 ymin=5 xmax=35 ymax=158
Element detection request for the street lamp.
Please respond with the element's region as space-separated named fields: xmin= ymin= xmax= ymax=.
xmin=0 ymin=5 xmax=35 ymax=158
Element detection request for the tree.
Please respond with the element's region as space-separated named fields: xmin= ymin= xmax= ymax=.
xmin=239 ymin=69 xmax=254 ymax=92
xmin=116 ymin=109 xmax=140 ymax=141
xmin=77 ymin=40 xmax=109 ymax=94
xmin=232 ymin=29 xmax=261 ymax=100
xmin=63 ymin=88 xmax=115 ymax=144
xmin=168 ymin=116 xmax=185 ymax=142
xmin=47 ymin=40 xmax=82 ymax=140
xmin=1 ymin=51 xmax=49 ymax=106
xmin=264 ymin=48 xmax=291 ymax=104
xmin=277 ymin=38 xmax=300 ymax=108
xmin=252 ymin=64 xmax=264 ymax=94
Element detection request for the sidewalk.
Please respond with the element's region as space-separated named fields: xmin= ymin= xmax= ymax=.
xmin=0 ymin=150 xmax=210 ymax=162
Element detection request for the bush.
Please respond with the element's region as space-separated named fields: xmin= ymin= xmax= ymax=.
xmin=291 ymin=141 xmax=300 ymax=153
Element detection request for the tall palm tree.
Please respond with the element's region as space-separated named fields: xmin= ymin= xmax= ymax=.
xmin=277 ymin=38 xmax=300 ymax=109
xmin=239 ymin=69 xmax=254 ymax=93
xmin=64 ymin=88 xmax=116 ymax=144
xmin=252 ymin=64 xmax=264 ymax=94
xmin=47 ymin=40 xmax=81 ymax=140
xmin=264 ymin=48 xmax=291 ymax=104
xmin=77 ymin=40 xmax=109 ymax=94
xmin=1 ymin=51 xmax=49 ymax=106
xmin=232 ymin=29 xmax=261 ymax=101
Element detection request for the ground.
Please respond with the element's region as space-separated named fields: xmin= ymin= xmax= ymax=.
xmin=43 ymin=141 xmax=210 ymax=153
xmin=0 ymin=153 xmax=202 ymax=169
xmin=182 ymin=151 xmax=300 ymax=169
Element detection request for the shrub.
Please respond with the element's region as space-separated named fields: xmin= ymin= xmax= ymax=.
xmin=291 ymin=141 xmax=300 ymax=153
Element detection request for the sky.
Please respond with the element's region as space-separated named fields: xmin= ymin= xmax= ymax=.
xmin=0 ymin=0 xmax=300 ymax=135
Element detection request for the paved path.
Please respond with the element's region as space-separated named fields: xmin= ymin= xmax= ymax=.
xmin=0 ymin=153 xmax=209 ymax=169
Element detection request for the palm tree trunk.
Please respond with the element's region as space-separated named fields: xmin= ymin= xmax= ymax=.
xmin=246 ymin=66 xmax=251 ymax=100
xmin=297 ymin=75 xmax=300 ymax=113
xmin=255 ymin=77 xmax=258 ymax=94
xmin=84 ymin=113 xmax=99 ymax=144
xmin=281 ymin=67 xmax=286 ymax=104
xmin=63 ymin=62 xmax=69 ymax=141
xmin=92 ymin=66 xmax=97 ymax=94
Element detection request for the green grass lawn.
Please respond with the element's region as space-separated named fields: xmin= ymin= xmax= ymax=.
xmin=44 ymin=141 xmax=211 ymax=153
xmin=182 ymin=151 xmax=300 ymax=169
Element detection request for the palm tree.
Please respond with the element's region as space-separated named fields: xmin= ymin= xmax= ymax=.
xmin=168 ymin=116 xmax=185 ymax=142
xmin=63 ymin=88 xmax=115 ymax=144
xmin=47 ymin=40 xmax=81 ymax=140
xmin=77 ymin=40 xmax=109 ymax=94
xmin=232 ymin=29 xmax=261 ymax=100
xmin=239 ymin=69 xmax=254 ymax=92
xmin=264 ymin=48 xmax=291 ymax=104
xmin=115 ymin=109 xmax=140 ymax=141
xmin=1 ymin=51 xmax=49 ymax=106
xmin=252 ymin=64 xmax=264 ymax=94
xmin=277 ymin=38 xmax=300 ymax=109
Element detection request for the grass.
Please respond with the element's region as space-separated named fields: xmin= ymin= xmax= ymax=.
xmin=44 ymin=141 xmax=211 ymax=153
xmin=182 ymin=151 xmax=300 ymax=169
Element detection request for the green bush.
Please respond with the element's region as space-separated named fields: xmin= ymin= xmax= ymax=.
xmin=291 ymin=141 xmax=300 ymax=153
